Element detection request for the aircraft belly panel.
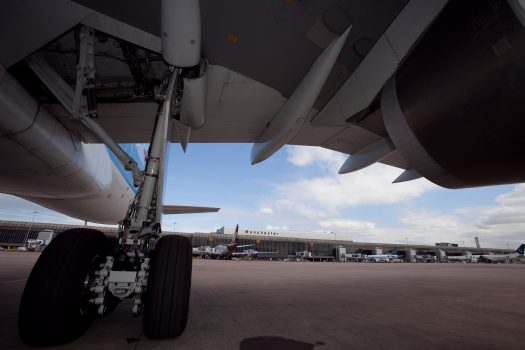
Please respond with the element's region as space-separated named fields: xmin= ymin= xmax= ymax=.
xmin=0 ymin=67 xmax=117 ymax=202
xmin=23 ymin=160 xmax=134 ymax=224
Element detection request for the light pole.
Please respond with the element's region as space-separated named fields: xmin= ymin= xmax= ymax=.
xmin=173 ymin=222 xmax=177 ymax=233
xmin=331 ymin=231 xmax=338 ymax=261
xmin=23 ymin=211 xmax=38 ymax=247
xmin=405 ymin=237 xmax=409 ymax=262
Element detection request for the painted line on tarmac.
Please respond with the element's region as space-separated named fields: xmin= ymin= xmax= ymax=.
xmin=0 ymin=279 xmax=27 ymax=284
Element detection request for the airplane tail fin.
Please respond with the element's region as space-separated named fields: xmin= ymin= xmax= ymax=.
xmin=231 ymin=224 xmax=239 ymax=245
xmin=516 ymin=244 xmax=525 ymax=255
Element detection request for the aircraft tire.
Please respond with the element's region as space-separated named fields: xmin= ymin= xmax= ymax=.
xmin=143 ymin=235 xmax=192 ymax=339
xmin=18 ymin=228 xmax=108 ymax=346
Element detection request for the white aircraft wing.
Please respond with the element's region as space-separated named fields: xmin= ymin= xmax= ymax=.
xmin=162 ymin=205 xmax=220 ymax=215
xmin=2 ymin=0 xmax=524 ymax=189
xmin=0 ymin=1 xmax=424 ymax=155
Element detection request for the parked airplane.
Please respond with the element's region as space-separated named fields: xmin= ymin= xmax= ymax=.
xmin=446 ymin=254 xmax=480 ymax=263
xmin=2 ymin=0 xmax=525 ymax=346
xmin=415 ymin=255 xmax=438 ymax=263
xmin=192 ymin=245 xmax=213 ymax=257
xmin=366 ymin=254 xmax=402 ymax=262
xmin=192 ymin=225 xmax=252 ymax=259
xmin=233 ymin=249 xmax=280 ymax=260
xmin=478 ymin=245 xmax=525 ymax=263
xmin=210 ymin=225 xmax=253 ymax=259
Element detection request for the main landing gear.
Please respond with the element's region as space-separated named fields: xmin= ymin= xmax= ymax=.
xmin=19 ymin=230 xmax=193 ymax=346
xmin=144 ymin=235 xmax=192 ymax=339
xmin=19 ymin=229 xmax=108 ymax=346
xmin=18 ymin=27 xmax=193 ymax=346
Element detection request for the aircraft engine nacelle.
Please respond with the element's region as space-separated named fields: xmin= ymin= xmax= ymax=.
xmin=381 ymin=0 xmax=525 ymax=189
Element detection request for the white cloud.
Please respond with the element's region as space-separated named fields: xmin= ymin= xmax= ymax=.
xmin=318 ymin=219 xmax=375 ymax=232
xmin=274 ymin=166 xmax=434 ymax=212
xmin=476 ymin=207 xmax=525 ymax=227
xmin=257 ymin=147 xmax=525 ymax=248
xmin=469 ymin=184 xmax=525 ymax=247
xmin=273 ymin=199 xmax=330 ymax=219
xmin=389 ymin=185 xmax=525 ymax=248
xmin=265 ymin=224 xmax=289 ymax=231
xmin=495 ymin=184 xmax=525 ymax=206
xmin=287 ymin=145 xmax=345 ymax=171
xmin=258 ymin=207 xmax=274 ymax=215
xmin=400 ymin=210 xmax=460 ymax=231
xmin=396 ymin=210 xmax=465 ymax=244
xmin=251 ymin=146 xmax=440 ymax=242
xmin=271 ymin=147 xmax=437 ymax=217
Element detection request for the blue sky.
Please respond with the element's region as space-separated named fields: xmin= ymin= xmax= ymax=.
xmin=0 ymin=143 xmax=523 ymax=249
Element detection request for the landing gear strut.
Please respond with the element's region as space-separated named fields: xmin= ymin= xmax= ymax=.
xmin=86 ymin=66 xmax=193 ymax=338
xmin=19 ymin=25 xmax=193 ymax=345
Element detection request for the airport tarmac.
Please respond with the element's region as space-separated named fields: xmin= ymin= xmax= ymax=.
xmin=1 ymin=252 xmax=524 ymax=350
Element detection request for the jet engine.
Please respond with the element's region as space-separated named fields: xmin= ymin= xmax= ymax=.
xmin=381 ymin=0 xmax=525 ymax=188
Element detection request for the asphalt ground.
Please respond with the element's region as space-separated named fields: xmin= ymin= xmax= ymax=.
xmin=1 ymin=251 xmax=524 ymax=350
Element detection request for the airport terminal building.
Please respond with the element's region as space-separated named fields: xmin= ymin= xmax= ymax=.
xmin=0 ymin=221 xmax=511 ymax=261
